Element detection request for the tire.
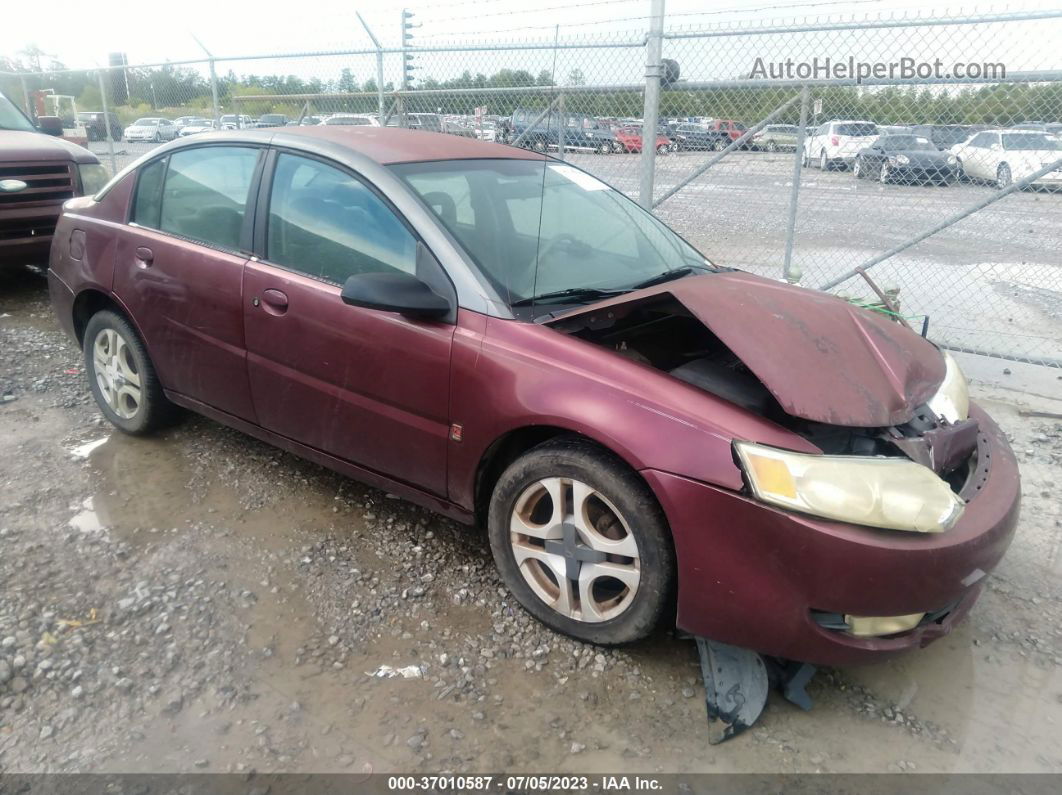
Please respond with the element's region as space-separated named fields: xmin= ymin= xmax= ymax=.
xmin=656 ymin=143 xmax=668 ymax=155
xmin=802 ymin=150 xmax=810 ymax=168
xmin=487 ymin=437 xmax=674 ymax=645
xmin=879 ymin=161 xmax=891 ymax=184
xmin=766 ymin=140 xmax=778 ymax=153
xmin=611 ymin=140 xmax=624 ymax=154
xmin=153 ymin=132 xmax=162 ymax=143
xmin=596 ymin=141 xmax=610 ymax=154
xmin=532 ymin=137 xmax=547 ymax=153
xmin=996 ymin=163 xmax=1012 ymax=189
xmin=712 ymin=139 xmax=727 ymax=152
xmin=853 ymin=157 xmax=864 ymax=179
xmin=83 ymin=310 xmax=174 ymax=435
xmin=819 ymin=150 xmax=829 ymax=171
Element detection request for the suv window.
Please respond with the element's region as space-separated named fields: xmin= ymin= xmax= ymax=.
xmin=145 ymin=147 xmax=259 ymax=250
xmin=266 ymin=153 xmax=416 ymax=284
xmin=835 ymin=123 xmax=878 ymax=136
xmin=970 ymin=132 xmax=995 ymax=147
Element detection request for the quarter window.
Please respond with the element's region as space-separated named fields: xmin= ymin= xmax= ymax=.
xmin=146 ymin=146 xmax=259 ymax=250
xmin=266 ymin=153 xmax=417 ymax=284
xmin=132 ymin=157 xmax=166 ymax=229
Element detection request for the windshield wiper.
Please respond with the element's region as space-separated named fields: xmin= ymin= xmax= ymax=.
xmin=510 ymin=286 xmax=625 ymax=307
xmin=511 ymin=266 xmax=705 ymax=308
xmin=625 ymin=265 xmax=701 ymax=290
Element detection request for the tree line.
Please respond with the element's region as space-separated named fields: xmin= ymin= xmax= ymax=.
xmin=2 ymin=54 xmax=1059 ymax=127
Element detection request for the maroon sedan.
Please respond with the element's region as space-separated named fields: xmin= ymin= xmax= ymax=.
xmin=48 ymin=127 xmax=1019 ymax=669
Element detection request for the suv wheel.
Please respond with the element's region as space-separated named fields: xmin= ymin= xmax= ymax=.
xmin=880 ymin=161 xmax=892 ymax=183
xmin=852 ymin=158 xmax=863 ymax=179
xmin=84 ymin=310 xmax=174 ymax=435
xmin=766 ymin=140 xmax=778 ymax=153
xmin=488 ymin=437 xmax=674 ymax=645
xmin=996 ymin=163 xmax=1013 ymax=189
xmin=819 ymin=150 xmax=829 ymax=170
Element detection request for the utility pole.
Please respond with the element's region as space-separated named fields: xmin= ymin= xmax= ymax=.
xmin=399 ymin=8 xmax=418 ymax=126
xmin=191 ymin=35 xmax=221 ymax=127
xmin=639 ymin=0 xmax=665 ymax=209
xmin=357 ymin=12 xmax=386 ymax=118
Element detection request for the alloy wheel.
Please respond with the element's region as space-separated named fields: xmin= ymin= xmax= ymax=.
xmin=997 ymin=163 xmax=1012 ymax=189
xmin=853 ymin=159 xmax=862 ymax=178
xmin=92 ymin=328 xmax=142 ymax=420
xmin=820 ymin=151 xmax=828 ymax=170
xmin=509 ymin=476 xmax=640 ymax=623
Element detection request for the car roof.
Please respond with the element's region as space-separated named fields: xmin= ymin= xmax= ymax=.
xmin=225 ymin=126 xmax=545 ymax=165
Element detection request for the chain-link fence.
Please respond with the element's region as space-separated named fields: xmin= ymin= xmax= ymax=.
xmin=2 ymin=6 xmax=1061 ymax=366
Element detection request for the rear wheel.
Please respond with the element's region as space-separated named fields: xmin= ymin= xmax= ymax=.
xmin=819 ymin=150 xmax=829 ymax=170
xmin=83 ymin=310 xmax=173 ymax=435
xmin=853 ymin=157 xmax=864 ymax=179
xmin=488 ymin=437 xmax=673 ymax=645
xmin=766 ymin=140 xmax=778 ymax=153
xmin=713 ymin=139 xmax=727 ymax=152
xmin=879 ymin=161 xmax=892 ymax=183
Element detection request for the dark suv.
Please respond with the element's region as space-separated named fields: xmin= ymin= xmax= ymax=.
xmin=1 ymin=91 xmax=108 ymax=270
xmin=77 ymin=111 xmax=123 ymax=142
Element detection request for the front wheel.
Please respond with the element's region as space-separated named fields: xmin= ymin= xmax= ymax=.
xmin=880 ymin=161 xmax=892 ymax=183
xmin=488 ymin=437 xmax=674 ymax=645
xmin=84 ymin=310 xmax=174 ymax=435
xmin=656 ymin=143 xmax=668 ymax=155
xmin=853 ymin=157 xmax=864 ymax=179
xmin=713 ymin=139 xmax=727 ymax=152
xmin=997 ymin=163 xmax=1013 ymax=189
xmin=766 ymin=140 xmax=778 ymax=153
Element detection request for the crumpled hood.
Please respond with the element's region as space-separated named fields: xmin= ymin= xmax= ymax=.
xmin=0 ymin=130 xmax=96 ymax=164
xmin=549 ymin=271 xmax=946 ymax=427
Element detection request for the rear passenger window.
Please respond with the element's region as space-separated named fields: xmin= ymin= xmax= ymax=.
xmin=266 ymin=153 xmax=416 ymax=284
xmin=156 ymin=147 xmax=259 ymax=250
xmin=132 ymin=158 xmax=166 ymax=229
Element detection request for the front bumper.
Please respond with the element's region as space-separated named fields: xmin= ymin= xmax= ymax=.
xmin=644 ymin=402 xmax=1020 ymax=666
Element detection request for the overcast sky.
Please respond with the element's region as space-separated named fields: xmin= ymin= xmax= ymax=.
xmin=2 ymin=0 xmax=1059 ymax=86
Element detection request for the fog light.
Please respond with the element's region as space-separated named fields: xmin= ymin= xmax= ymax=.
xmin=844 ymin=613 xmax=925 ymax=637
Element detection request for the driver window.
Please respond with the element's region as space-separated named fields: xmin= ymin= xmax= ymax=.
xmin=267 ymin=153 xmax=416 ymax=284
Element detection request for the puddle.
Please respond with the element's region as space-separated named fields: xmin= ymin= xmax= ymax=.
xmin=68 ymin=496 xmax=104 ymax=533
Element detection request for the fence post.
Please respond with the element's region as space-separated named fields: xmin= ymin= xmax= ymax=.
xmin=96 ymin=70 xmax=118 ymax=174
xmin=639 ymin=0 xmax=665 ymax=209
xmin=208 ymin=58 xmax=221 ymax=125
xmin=557 ymin=92 xmax=566 ymax=160
xmin=357 ymin=12 xmax=386 ymax=118
xmin=782 ymin=85 xmax=810 ymax=283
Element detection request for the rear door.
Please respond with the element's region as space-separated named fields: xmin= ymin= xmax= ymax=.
xmin=112 ymin=144 xmax=263 ymax=420
xmin=242 ymin=150 xmax=455 ymax=495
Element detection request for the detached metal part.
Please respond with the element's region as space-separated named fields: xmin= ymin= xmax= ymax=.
xmin=695 ymin=637 xmax=817 ymax=744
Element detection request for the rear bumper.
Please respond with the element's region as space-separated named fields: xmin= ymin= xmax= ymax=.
xmin=644 ymin=402 xmax=1020 ymax=666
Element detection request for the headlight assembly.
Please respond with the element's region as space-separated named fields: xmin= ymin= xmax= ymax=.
xmin=927 ymin=350 xmax=969 ymax=424
xmin=895 ymin=154 xmax=910 ymax=165
xmin=734 ymin=442 xmax=964 ymax=533
xmin=78 ymin=163 xmax=110 ymax=196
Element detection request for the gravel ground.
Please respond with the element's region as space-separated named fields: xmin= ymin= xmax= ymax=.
xmin=1 ymin=265 xmax=1061 ymax=775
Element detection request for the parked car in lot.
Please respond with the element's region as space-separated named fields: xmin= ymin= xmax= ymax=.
xmin=852 ymin=134 xmax=959 ymax=184
xmin=384 ymin=113 xmax=444 ymax=133
xmin=704 ymin=119 xmax=749 ymax=148
xmin=177 ymin=118 xmax=218 ymax=137
xmin=909 ymin=124 xmax=979 ymax=151
xmin=123 ymin=118 xmax=179 ymax=143
xmin=320 ymin=113 xmax=380 ymax=126
xmin=507 ymin=108 xmax=617 ymax=153
xmin=803 ymin=120 xmax=880 ymax=170
xmin=950 ymin=129 xmax=1062 ymax=188
xmin=220 ymin=114 xmax=255 ymax=130
xmin=750 ymin=124 xmax=801 ymax=152
xmin=173 ymin=116 xmax=200 ymax=133
xmin=669 ymin=122 xmax=729 ymax=151
xmin=0 ymin=90 xmax=108 ymax=271
xmin=76 ymin=111 xmax=122 ymax=142
xmin=47 ymin=127 xmax=1020 ymax=685
xmin=615 ymin=124 xmax=671 ymax=153
xmin=256 ymin=113 xmax=289 ymax=128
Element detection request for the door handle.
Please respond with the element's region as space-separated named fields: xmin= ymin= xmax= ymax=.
xmin=259 ymin=288 xmax=289 ymax=316
xmin=134 ymin=246 xmax=153 ymax=267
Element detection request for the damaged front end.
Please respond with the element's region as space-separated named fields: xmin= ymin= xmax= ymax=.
xmin=546 ymin=271 xmax=989 ymax=741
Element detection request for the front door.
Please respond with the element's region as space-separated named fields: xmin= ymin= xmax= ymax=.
xmin=112 ymin=145 xmax=262 ymax=420
xmin=243 ymin=151 xmax=455 ymax=495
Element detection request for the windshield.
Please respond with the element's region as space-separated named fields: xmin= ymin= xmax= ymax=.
xmin=0 ymin=93 xmax=37 ymax=132
xmin=132 ymin=118 xmax=158 ymax=126
xmin=881 ymin=135 xmax=936 ymax=151
xmin=392 ymin=158 xmax=712 ymax=309
xmin=836 ymin=123 xmax=878 ymax=136
xmin=1002 ymin=133 xmax=1062 ymax=150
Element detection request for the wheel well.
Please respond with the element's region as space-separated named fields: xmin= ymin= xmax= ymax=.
xmin=72 ymin=289 xmax=122 ymax=346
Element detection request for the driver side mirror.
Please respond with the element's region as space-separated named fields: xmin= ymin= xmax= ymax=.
xmin=37 ymin=116 xmax=64 ymax=136
xmin=341 ymin=270 xmax=452 ymax=320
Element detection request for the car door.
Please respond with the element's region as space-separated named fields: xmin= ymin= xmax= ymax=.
xmin=242 ymin=150 xmax=455 ymax=496
xmin=966 ymin=133 xmax=993 ymax=179
xmin=112 ymin=144 xmax=263 ymax=420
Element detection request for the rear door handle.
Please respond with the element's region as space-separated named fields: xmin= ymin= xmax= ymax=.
xmin=134 ymin=246 xmax=153 ymax=267
xmin=259 ymin=288 xmax=289 ymax=315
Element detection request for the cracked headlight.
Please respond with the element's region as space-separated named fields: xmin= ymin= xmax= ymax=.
xmin=734 ymin=442 xmax=964 ymax=533
xmin=927 ymin=350 xmax=969 ymax=424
